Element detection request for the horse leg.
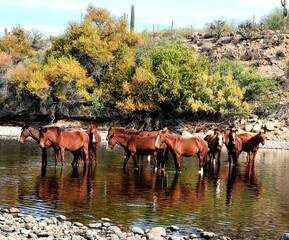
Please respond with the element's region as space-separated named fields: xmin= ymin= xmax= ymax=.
xmin=60 ymin=148 xmax=65 ymax=167
xmin=93 ymin=147 xmax=97 ymax=165
xmin=83 ymin=145 xmax=89 ymax=166
xmin=54 ymin=148 xmax=60 ymax=166
xmin=41 ymin=148 xmax=47 ymax=168
xmin=71 ymin=150 xmax=79 ymax=167
xmin=217 ymin=150 xmax=221 ymax=162
xmin=175 ymin=155 xmax=181 ymax=173
xmin=198 ymin=152 xmax=206 ymax=176
xmin=247 ymin=152 xmax=251 ymax=164
xmin=252 ymin=151 xmax=257 ymax=165
xmin=132 ymin=154 xmax=139 ymax=169
xmin=123 ymin=152 xmax=131 ymax=170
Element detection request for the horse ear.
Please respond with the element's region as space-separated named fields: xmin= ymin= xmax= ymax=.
xmin=163 ymin=127 xmax=168 ymax=131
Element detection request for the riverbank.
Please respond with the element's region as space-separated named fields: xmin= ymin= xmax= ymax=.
xmin=0 ymin=207 xmax=228 ymax=240
xmin=2 ymin=125 xmax=289 ymax=150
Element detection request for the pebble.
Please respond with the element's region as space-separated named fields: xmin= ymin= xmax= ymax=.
xmin=0 ymin=207 xmax=236 ymax=240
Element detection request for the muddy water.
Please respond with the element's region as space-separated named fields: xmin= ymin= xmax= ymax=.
xmin=0 ymin=138 xmax=289 ymax=239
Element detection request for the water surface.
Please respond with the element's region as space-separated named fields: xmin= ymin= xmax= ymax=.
xmin=0 ymin=138 xmax=289 ymax=239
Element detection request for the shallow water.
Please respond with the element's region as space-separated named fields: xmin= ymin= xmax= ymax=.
xmin=0 ymin=138 xmax=289 ymax=239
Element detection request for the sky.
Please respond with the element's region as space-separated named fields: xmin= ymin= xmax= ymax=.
xmin=0 ymin=0 xmax=282 ymax=37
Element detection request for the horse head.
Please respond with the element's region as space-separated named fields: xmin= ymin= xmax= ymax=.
xmin=228 ymin=128 xmax=237 ymax=145
xmin=87 ymin=124 xmax=98 ymax=143
xmin=106 ymin=132 xmax=116 ymax=152
xmin=214 ymin=128 xmax=224 ymax=147
xmin=155 ymin=127 xmax=169 ymax=148
xmin=18 ymin=125 xmax=30 ymax=142
xmin=259 ymin=130 xmax=266 ymax=145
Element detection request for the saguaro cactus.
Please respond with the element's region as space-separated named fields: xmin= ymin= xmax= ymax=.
xmin=281 ymin=0 xmax=287 ymax=16
xmin=130 ymin=5 xmax=135 ymax=32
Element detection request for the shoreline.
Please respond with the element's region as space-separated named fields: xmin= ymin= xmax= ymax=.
xmin=2 ymin=125 xmax=289 ymax=150
xmin=0 ymin=207 xmax=228 ymax=240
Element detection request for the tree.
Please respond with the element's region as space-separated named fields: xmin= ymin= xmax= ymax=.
xmin=46 ymin=5 xmax=143 ymax=84
xmin=0 ymin=26 xmax=35 ymax=64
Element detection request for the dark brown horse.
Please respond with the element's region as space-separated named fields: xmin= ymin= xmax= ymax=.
xmin=204 ymin=128 xmax=224 ymax=162
xmin=239 ymin=130 xmax=266 ymax=164
xmin=18 ymin=125 xmax=60 ymax=168
xmin=39 ymin=127 xmax=89 ymax=167
xmin=227 ymin=129 xmax=242 ymax=165
xmin=155 ymin=127 xmax=208 ymax=175
xmin=86 ymin=124 xmax=101 ymax=164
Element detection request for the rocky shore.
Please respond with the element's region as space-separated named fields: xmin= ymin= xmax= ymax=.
xmin=0 ymin=207 xmax=231 ymax=240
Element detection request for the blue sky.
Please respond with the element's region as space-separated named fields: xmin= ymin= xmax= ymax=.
xmin=0 ymin=0 xmax=281 ymax=36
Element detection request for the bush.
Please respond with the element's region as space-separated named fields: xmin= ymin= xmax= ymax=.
xmin=203 ymin=20 xmax=235 ymax=38
xmin=260 ymin=8 xmax=289 ymax=30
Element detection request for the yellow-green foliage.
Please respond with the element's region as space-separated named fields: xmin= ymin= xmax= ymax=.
xmin=0 ymin=51 xmax=12 ymax=69
xmin=188 ymin=72 xmax=247 ymax=115
xmin=0 ymin=26 xmax=35 ymax=63
xmin=8 ymin=56 xmax=93 ymax=101
xmin=47 ymin=5 xmax=143 ymax=69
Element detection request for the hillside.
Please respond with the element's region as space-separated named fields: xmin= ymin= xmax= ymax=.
xmin=182 ymin=29 xmax=289 ymax=101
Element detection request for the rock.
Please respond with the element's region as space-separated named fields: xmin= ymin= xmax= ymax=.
xmin=182 ymin=130 xmax=194 ymax=138
xmin=9 ymin=207 xmax=19 ymax=213
xmin=280 ymin=233 xmax=289 ymax=240
xmin=244 ymin=124 xmax=253 ymax=132
xmin=252 ymin=123 xmax=262 ymax=132
xmin=132 ymin=226 xmax=145 ymax=235
xmin=168 ymin=225 xmax=180 ymax=232
xmin=101 ymin=217 xmax=111 ymax=222
xmin=149 ymin=227 xmax=167 ymax=237
xmin=265 ymin=122 xmax=275 ymax=131
xmin=88 ymin=222 xmax=102 ymax=229
xmin=200 ymin=231 xmax=215 ymax=239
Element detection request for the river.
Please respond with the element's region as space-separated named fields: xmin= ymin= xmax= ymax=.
xmin=0 ymin=138 xmax=289 ymax=239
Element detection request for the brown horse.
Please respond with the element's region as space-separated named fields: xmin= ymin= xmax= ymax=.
xmin=106 ymin=126 xmax=141 ymax=140
xmin=155 ymin=127 xmax=208 ymax=175
xmin=18 ymin=125 xmax=60 ymax=168
xmin=227 ymin=129 xmax=242 ymax=165
xmin=239 ymin=130 xmax=266 ymax=164
xmin=86 ymin=124 xmax=101 ymax=164
xmin=106 ymin=133 xmax=163 ymax=170
xmin=107 ymin=127 xmax=168 ymax=169
xmin=39 ymin=127 xmax=89 ymax=167
xmin=204 ymin=128 xmax=224 ymax=162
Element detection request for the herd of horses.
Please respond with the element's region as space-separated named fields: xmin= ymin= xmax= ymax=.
xmin=18 ymin=124 xmax=266 ymax=174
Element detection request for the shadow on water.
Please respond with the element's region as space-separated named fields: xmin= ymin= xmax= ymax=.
xmin=1 ymin=140 xmax=289 ymax=239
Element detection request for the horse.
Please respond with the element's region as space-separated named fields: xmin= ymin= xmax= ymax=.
xmin=155 ymin=127 xmax=208 ymax=175
xmin=107 ymin=127 xmax=168 ymax=170
xmin=106 ymin=132 xmax=163 ymax=170
xmin=204 ymin=128 xmax=224 ymax=163
xmin=106 ymin=126 xmax=141 ymax=140
xmin=18 ymin=125 xmax=61 ymax=168
xmin=239 ymin=130 xmax=266 ymax=164
xmin=86 ymin=124 xmax=101 ymax=164
xmin=39 ymin=127 xmax=89 ymax=167
xmin=227 ymin=129 xmax=242 ymax=165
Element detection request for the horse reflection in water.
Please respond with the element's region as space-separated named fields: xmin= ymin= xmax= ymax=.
xmin=116 ymin=168 xmax=206 ymax=211
xmin=36 ymin=164 xmax=97 ymax=204
xmin=225 ymin=165 xmax=261 ymax=206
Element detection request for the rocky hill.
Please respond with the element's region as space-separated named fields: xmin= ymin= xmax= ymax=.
xmin=183 ymin=29 xmax=289 ymax=101
xmin=167 ymin=30 xmax=289 ymax=138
